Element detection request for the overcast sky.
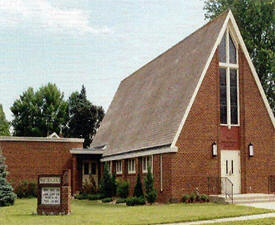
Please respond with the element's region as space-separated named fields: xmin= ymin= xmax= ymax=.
xmin=0 ymin=0 xmax=206 ymax=121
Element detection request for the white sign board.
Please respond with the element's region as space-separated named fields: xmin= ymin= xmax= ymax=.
xmin=39 ymin=177 xmax=61 ymax=184
xmin=41 ymin=187 xmax=60 ymax=205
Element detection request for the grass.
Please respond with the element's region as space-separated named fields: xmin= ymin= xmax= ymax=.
xmin=0 ymin=198 xmax=273 ymax=225
xmin=213 ymin=218 xmax=275 ymax=224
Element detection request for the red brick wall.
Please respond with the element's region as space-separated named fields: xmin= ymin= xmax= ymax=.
xmin=170 ymin=45 xmax=274 ymax=200
xmin=171 ymin=50 xmax=220 ymax=200
xmin=0 ymin=141 xmax=82 ymax=188
xmin=238 ymin=48 xmax=275 ymax=193
xmin=111 ymin=154 xmax=172 ymax=202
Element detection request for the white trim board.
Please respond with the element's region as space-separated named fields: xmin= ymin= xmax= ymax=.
xmin=171 ymin=10 xmax=275 ymax=148
xmin=101 ymin=146 xmax=177 ymax=162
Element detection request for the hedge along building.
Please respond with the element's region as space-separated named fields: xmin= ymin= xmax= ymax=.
xmin=70 ymin=10 xmax=275 ymax=202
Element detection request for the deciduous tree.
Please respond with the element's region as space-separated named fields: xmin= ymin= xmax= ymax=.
xmin=0 ymin=105 xmax=10 ymax=136
xmin=204 ymin=0 xmax=275 ymax=113
xmin=65 ymin=85 xmax=104 ymax=148
xmin=11 ymin=83 xmax=67 ymax=136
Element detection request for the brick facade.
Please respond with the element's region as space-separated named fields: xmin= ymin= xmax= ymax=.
xmin=0 ymin=139 xmax=83 ymax=189
xmin=168 ymin=46 xmax=275 ymax=200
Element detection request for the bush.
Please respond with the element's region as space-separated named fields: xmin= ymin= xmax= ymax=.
xmin=144 ymin=166 xmax=157 ymax=204
xmin=88 ymin=193 xmax=104 ymax=200
xmin=126 ymin=196 xmax=145 ymax=206
xmin=14 ymin=180 xmax=37 ymax=198
xmin=189 ymin=192 xmax=196 ymax=203
xmin=195 ymin=194 xmax=201 ymax=202
xmin=182 ymin=194 xmax=190 ymax=203
xmin=133 ymin=173 xmax=144 ymax=198
xmin=99 ymin=164 xmax=116 ymax=197
xmin=75 ymin=193 xmax=88 ymax=200
xmin=81 ymin=175 xmax=97 ymax=195
xmin=200 ymin=194 xmax=209 ymax=202
xmin=116 ymin=198 xmax=126 ymax=204
xmin=0 ymin=148 xmax=16 ymax=206
xmin=102 ymin=197 xmax=113 ymax=203
xmin=116 ymin=179 xmax=129 ymax=198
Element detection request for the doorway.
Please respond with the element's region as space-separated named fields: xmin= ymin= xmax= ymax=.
xmin=82 ymin=160 xmax=98 ymax=187
xmin=220 ymin=150 xmax=241 ymax=194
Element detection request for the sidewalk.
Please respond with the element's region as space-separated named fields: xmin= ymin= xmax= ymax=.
xmin=163 ymin=212 xmax=275 ymax=225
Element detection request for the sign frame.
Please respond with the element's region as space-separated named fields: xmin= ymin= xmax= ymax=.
xmin=37 ymin=174 xmax=63 ymax=211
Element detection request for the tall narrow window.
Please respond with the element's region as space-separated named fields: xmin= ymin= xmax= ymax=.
xmin=230 ymin=69 xmax=238 ymax=124
xmin=142 ymin=156 xmax=153 ymax=173
xmin=219 ymin=29 xmax=239 ymax=126
xmin=220 ymin=68 xmax=227 ymax=124
xmin=219 ymin=33 xmax=226 ymax=63
xmin=128 ymin=159 xmax=136 ymax=174
xmin=229 ymin=35 xmax=237 ymax=64
xmin=116 ymin=160 xmax=122 ymax=175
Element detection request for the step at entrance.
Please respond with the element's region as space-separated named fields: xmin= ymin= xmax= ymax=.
xmin=210 ymin=193 xmax=275 ymax=204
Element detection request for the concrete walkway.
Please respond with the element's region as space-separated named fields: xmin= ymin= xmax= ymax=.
xmin=239 ymin=202 xmax=275 ymax=210
xmin=162 ymin=213 xmax=275 ymax=225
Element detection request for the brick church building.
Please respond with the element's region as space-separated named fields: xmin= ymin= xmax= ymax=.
xmin=71 ymin=10 xmax=274 ymax=202
xmin=1 ymin=10 xmax=274 ymax=202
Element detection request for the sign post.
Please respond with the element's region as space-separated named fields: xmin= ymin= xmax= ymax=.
xmin=37 ymin=170 xmax=71 ymax=215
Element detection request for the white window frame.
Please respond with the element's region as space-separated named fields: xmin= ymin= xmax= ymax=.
xmin=128 ymin=159 xmax=136 ymax=174
xmin=142 ymin=155 xmax=153 ymax=174
xmin=219 ymin=27 xmax=240 ymax=128
xmin=116 ymin=160 xmax=122 ymax=175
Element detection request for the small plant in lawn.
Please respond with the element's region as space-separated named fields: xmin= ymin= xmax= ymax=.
xmin=189 ymin=192 xmax=196 ymax=203
xmin=102 ymin=197 xmax=113 ymax=203
xmin=15 ymin=180 xmax=37 ymax=198
xmin=144 ymin=166 xmax=157 ymax=204
xmin=182 ymin=194 xmax=190 ymax=203
xmin=126 ymin=196 xmax=145 ymax=206
xmin=99 ymin=163 xmax=116 ymax=197
xmin=75 ymin=193 xmax=88 ymax=200
xmin=81 ymin=175 xmax=97 ymax=194
xmin=133 ymin=173 xmax=144 ymax=198
xmin=88 ymin=193 xmax=104 ymax=200
xmin=195 ymin=194 xmax=201 ymax=202
xmin=0 ymin=148 xmax=16 ymax=206
xmin=116 ymin=179 xmax=129 ymax=198
xmin=200 ymin=194 xmax=209 ymax=202
xmin=116 ymin=198 xmax=126 ymax=204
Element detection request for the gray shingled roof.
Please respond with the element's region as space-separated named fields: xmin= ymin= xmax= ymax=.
xmin=91 ymin=11 xmax=228 ymax=157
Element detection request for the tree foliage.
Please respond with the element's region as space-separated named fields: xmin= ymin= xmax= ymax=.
xmin=10 ymin=83 xmax=67 ymax=137
xmin=204 ymin=0 xmax=275 ymax=113
xmin=99 ymin=163 xmax=116 ymax=197
xmin=0 ymin=147 xmax=16 ymax=206
xmin=0 ymin=105 xmax=10 ymax=136
xmin=64 ymin=85 xmax=104 ymax=148
xmin=144 ymin=166 xmax=157 ymax=204
xmin=133 ymin=173 xmax=144 ymax=198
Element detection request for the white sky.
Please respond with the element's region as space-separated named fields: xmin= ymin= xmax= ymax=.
xmin=0 ymin=0 xmax=206 ymax=121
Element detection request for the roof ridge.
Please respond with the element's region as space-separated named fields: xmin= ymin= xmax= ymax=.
xmin=120 ymin=9 xmax=230 ymax=84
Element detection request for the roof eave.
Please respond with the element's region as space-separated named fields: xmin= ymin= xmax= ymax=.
xmin=101 ymin=144 xmax=177 ymax=162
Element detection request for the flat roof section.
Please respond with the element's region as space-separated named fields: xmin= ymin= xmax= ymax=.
xmin=0 ymin=136 xmax=84 ymax=143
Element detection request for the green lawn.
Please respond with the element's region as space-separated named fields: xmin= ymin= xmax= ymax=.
xmin=214 ymin=218 xmax=275 ymax=225
xmin=0 ymin=198 xmax=273 ymax=225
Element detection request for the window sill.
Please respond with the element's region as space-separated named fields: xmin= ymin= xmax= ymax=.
xmin=220 ymin=124 xmax=240 ymax=127
xmin=128 ymin=171 xmax=136 ymax=175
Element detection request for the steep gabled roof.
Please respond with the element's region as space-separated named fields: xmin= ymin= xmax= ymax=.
xmin=91 ymin=11 xmax=229 ymax=157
